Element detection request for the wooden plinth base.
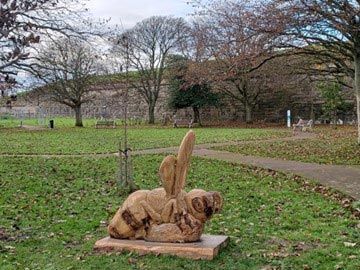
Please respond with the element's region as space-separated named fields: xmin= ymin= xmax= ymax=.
xmin=94 ymin=234 xmax=229 ymax=260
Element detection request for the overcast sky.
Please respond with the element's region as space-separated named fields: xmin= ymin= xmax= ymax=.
xmin=85 ymin=0 xmax=194 ymax=29
xmin=17 ymin=1 xmax=196 ymax=89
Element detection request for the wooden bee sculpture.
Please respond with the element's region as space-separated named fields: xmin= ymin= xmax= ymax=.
xmin=108 ymin=130 xmax=223 ymax=242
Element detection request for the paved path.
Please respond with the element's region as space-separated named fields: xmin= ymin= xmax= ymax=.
xmin=2 ymin=133 xmax=360 ymax=200
xmin=133 ymin=133 xmax=360 ymax=200
xmin=191 ymin=149 xmax=360 ymax=200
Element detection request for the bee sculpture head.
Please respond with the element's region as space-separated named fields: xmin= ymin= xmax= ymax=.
xmin=184 ymin=189 xmax=223 ymax=223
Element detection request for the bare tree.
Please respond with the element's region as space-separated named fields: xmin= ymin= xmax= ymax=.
xmin=0 ymin=74 xmax=15 ymax=97
xmin=114 ymin=16 xmax=189 ymax=124
xmin=187 ymin=0 xmax=278 ymax=123
xmin=36 ymin=38 xmax=97 ymax=127
xmin=267 ymin=0 xmax=360 ymax=144
xmin=0 ymin=0 xmax=101 ymax=80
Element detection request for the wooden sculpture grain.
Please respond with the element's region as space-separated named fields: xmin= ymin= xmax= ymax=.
xmin=108 ymin=130 xmax=223 ymax=242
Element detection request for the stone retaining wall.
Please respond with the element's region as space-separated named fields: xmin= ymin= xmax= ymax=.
xmin=3 ymin=80 xmax=357 ymax=124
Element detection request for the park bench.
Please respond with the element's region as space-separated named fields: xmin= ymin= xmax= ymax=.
xmin=95 ymin=120 xmax=116 ymax=128
xmin=293 ymin=119 xmax=313 ymax=132
xmin=173 ymin=119 xmax=196 ymax=128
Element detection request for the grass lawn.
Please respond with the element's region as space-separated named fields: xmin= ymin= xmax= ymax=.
xmin=0 ymin=117 xmax=120 ymax=128
xmin=0 ymin=125 xmax=290 ymax=154
xmin=214 ymin=126 xmax=360 ymax=166
xmin=1 ymin=155 xmax=359 ymax=270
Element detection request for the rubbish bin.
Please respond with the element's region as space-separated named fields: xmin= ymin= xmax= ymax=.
xmin=49 ymin=120 xmax=54 ymax=129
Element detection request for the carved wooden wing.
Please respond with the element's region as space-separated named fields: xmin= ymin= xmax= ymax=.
xmin=159 ymin=155 xmax=177 ymax=196
xmin=175 ymin=130 xmax=195 ymax=194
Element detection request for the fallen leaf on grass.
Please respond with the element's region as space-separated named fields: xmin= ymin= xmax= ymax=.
xmin=348 ymin=255 xmax=357 ymax=259
xmin=128 ymin=258 xmax=137 ymax=264
xmin=343 ymin=242 xmax=357 ymax=247
xmin=335 ymin=262 xmax=345 ymax=270
xmin=260 ymin=265 xmax=280 ymax=270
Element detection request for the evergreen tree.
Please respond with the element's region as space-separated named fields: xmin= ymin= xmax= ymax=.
xmin=167 ymin=56 xmax=219 ymax=125
xmin=318 ymin=81 xmax=353 ymax=125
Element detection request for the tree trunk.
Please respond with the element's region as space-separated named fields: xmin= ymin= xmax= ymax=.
xmin=74 ymin=105 xmax=83 ymax=127
xmin=310 ymin=102 xmax=315 ymax=121
xmin=148 ymin=102 xmax=155 ymax=124
xmin=244 ymin=101 xmax=253 ymax=124
xmin=192 ymin=106 xmax=201 ymax=125
xmin=332 ymin=110 xmax=337 ymax=129
xmin=355 ymin=55 xmax=360 ymax=145
xmin=356 ymin=94 xmax=360 ymax=145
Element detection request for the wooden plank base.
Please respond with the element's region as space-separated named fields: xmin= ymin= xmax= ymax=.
xmin=94 ymin=234 xmax=229 ymax=260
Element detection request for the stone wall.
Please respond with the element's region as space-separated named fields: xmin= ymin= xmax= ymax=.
xmin=3 ymin=79 xmax=357 ymax=124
